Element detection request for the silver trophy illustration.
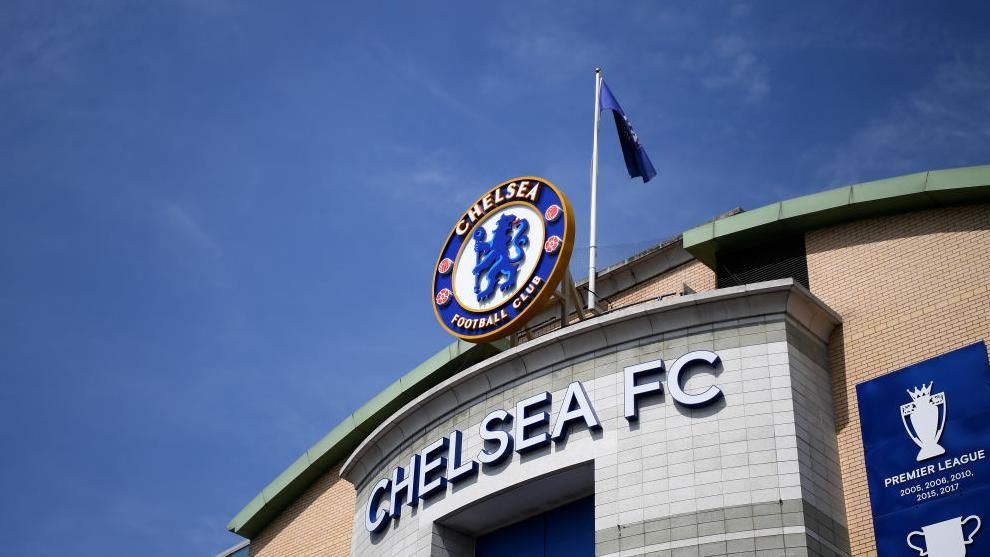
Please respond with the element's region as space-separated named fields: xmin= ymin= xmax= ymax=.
xmin=907 ymin=515 xmax=981 ymax=557
xmin=901 ymin=382 xmax=947 ymax=462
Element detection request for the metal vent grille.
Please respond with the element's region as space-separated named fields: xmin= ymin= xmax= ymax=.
xmin=715 ymin=236 xmax=809 ymax=289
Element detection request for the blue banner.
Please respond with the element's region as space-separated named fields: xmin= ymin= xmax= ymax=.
xmin=599 ymin=80 xmax=657 ymax=183
xmin=857 ymin=341 xmax=990 ymax=557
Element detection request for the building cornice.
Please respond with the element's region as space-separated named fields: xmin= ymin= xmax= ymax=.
xmin=340 ymin=278 xmax=840 ymax=485
xmin=684 ymin=164 xmax=990 ymax=267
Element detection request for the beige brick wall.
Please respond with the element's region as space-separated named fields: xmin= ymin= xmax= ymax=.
xmin=526 ymin=257 xmax=716 ymax=339
xmin=250 ymin=463 xmax=356 ymax=557
xmin=805 ymin=203 xmax=990 ymax=556
xmin=608 ymin=259 xmax=717 ymax=308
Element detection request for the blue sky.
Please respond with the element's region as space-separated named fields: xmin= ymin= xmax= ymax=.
xmin=1 ymin=1 xmax=988 ymax=555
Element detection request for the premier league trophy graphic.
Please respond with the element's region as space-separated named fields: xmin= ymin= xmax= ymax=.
xmin=901 ymin=382 xmax=947 ymax=462
xmin=907 ymin=515 xmax=981 ymax=557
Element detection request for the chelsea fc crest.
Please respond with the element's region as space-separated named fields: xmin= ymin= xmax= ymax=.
xmin=432 ymin=176 xmax=575 ymax=343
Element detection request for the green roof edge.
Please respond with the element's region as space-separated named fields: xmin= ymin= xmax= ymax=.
xmin=229 ymin=164 xmax=990 ymax=540
xmin=683 ymin=164 xmax=990 ymax=267
xmin=227 ymin=338 xmax=508 ymax=539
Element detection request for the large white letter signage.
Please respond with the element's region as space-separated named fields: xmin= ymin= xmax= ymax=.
xmin=667 ymin=350 xmax=723 ymax=408
xmin=624 ymin=359 xmax=665 ymax=421
xmin=365 ymin=477 xmax=391 ymax=533
xmin=364 ymin=350 xmax=728 ymax=534
xmin=446 ymin=430 xmax=478 ymax=483
xmin=418 ymin=437 xmax=449 ymax=500
xmin=552 ymin=382 xmax=602 ymax=440
xmin=478 ymin=409 xmax=513 ymax=465
xmin=388 ymin=454 xmax=420 ymax=519
xmin=515 ymin=392 xmax=552 ymax=454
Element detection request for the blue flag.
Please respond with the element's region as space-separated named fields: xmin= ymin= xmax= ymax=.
xmin=599 ymin=80 xmax=657 ymax=183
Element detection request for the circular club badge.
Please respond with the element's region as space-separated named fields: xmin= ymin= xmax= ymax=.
xmin=432 ymin=177 xmax=575 ymax=343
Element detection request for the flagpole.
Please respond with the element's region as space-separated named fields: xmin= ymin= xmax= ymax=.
xmin=588 ymin=67 xmax=602 ymax=312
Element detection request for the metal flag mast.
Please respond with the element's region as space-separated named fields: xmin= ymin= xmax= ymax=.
xmin=587 ymin=67 xmax=602 ymax=312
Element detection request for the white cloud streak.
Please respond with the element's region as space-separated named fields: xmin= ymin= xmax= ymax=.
xmin=364 ymin=37 xmax=497 ymax=130
xmin=682 ymin=34 xmax=770 ymax=103
xmin=813 ymin=49 xmax=990 ymax=186
xmin=0 ymin=1 xmax=114 ymax=91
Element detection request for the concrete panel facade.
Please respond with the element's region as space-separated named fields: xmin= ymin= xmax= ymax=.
xmin=341 ymin=281 xmax=847 ymax=557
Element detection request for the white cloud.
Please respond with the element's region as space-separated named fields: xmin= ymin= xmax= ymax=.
xmin=683 ymin=34 xmax=770 ymax=103
xmin=494 ymin=26 xmax=604 ymax=81
xmin=154 ymin=200 xmax=235 ymax=297
xmin=0 ymin=1 xmax=114 ymax=91
xmin=730 ymin=2 xmax=751 ymax=18
xmin=357 ymin=143 xmax=490 ymax=227
xmin=158 ymin=201 xmax=222 ymax=260
xmin=487 ymin=10 xmax=611 ymax=86
xmin=364 ymin=37 xmax=496 ymax=130
xmin=813 ymin=50 xmax=990 ymax=186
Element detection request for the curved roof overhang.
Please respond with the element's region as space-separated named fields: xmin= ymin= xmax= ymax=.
xmin=683 ymin=165 xmax=990 ymax=267
xmin=229 ymin=163 xmax=989 ymax=540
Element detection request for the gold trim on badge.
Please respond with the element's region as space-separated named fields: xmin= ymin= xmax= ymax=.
xmin=431 ymin=176 xmax=575 ymax=343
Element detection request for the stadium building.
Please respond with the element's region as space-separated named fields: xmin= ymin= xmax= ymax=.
xmin=222 ymin=165 xmax=990 ymax=557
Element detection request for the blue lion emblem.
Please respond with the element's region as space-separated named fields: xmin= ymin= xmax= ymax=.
xmin=472 ymin=213 xmax=530 ymax=303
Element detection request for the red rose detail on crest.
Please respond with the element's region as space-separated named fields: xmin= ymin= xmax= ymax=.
xmin=544 ymin=236 xmax=562 ymax=254
xmin=437 ymin=258 xmax=453 ymax=275
xmin=435 ymin=288 xmax=453 ymax=307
